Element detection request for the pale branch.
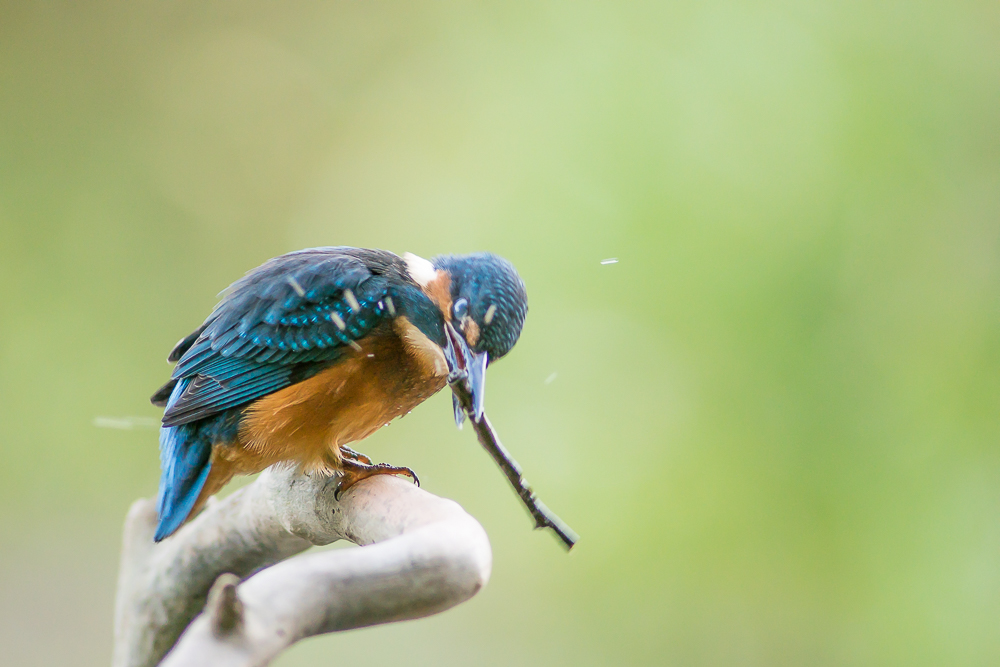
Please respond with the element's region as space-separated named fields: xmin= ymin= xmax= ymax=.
xmin=448 ymin=374 xmax=579 ymax=550
xmin=113 ymin=468 xmax=492 ymax=667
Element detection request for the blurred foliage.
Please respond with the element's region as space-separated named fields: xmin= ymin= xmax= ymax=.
xmin=1 ymin=1 xmax=998 ymax=666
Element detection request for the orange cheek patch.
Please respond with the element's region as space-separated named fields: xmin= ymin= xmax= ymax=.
xmin=464 ymin=319 xmax=480 ymax=347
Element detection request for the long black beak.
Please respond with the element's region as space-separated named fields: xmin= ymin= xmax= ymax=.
xmin=443 ymin=322 xmax=488 ymax=427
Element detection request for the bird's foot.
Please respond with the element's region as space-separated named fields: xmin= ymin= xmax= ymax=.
xmin=335 ymin=457 xmax=420 ymax=500
xmin=338 ymin=445 xmax=373 ymax=465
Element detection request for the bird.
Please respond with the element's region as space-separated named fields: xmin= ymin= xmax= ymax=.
xmin=149 ymin=246 xmax=528 ymax=542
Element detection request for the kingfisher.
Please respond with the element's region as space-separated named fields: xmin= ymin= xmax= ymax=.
xmin=150 ymin=247 xmax=528 ymax=542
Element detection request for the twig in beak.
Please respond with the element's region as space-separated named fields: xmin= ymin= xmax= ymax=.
xmin=448 ymin=372 xmax=579 ymax=551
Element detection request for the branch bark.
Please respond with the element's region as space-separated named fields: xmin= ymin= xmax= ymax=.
xmin=113 ymin=468 xmax=492 ymax=667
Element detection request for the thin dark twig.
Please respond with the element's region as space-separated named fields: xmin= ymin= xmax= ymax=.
xmin=449 ymin=374 xmax=579 ymax=550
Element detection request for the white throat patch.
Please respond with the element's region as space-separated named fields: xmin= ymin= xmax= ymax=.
xmin=403 ymin=252 xmax=437 ymax=288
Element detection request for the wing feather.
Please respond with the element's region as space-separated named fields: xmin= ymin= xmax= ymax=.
xmin=156 ymin=248 xmax=407 ymax=426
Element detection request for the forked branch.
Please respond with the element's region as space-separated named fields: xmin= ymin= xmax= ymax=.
xmin=113 ymin=469 xmax=491 ymax=667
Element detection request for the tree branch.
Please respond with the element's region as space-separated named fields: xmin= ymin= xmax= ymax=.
xmin=113 ymin=468 xmax=492 ymax=667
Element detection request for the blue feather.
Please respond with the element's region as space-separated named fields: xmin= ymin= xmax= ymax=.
xmin=159 ymin=249 xmax=394 ymax=435
xmin=154 ymin=379 xmax=213 ymax=541
xmin=162 ymin=366 xmax=293 ymax=427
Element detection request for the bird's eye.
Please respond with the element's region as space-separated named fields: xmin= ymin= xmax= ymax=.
xmin=452 ymin=298 xmax=469 ymax=320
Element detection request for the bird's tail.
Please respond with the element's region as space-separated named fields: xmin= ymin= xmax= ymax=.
xmin=154 ymin=379 xmax=213 ymax=542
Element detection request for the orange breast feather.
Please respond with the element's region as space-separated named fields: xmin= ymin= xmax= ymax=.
xmin=231 ymin=317 xmax=447 ymax=476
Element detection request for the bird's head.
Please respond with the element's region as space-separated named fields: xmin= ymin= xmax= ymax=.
xmin=403 ymin=251 xmax=528 ymax=424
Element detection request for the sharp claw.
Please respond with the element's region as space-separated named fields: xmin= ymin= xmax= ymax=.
xmin=336 ymin=459 xmax=420 ymax=499
xmin=375 ymin=463 xmax=419 ymax=487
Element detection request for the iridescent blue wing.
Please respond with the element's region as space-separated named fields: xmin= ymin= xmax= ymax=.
xmin=157 ymin=248 xmax=396 ymax=427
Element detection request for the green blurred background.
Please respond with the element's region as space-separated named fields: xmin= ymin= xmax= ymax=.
xmin=1 ymin=1 xmax=998 ymax=665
